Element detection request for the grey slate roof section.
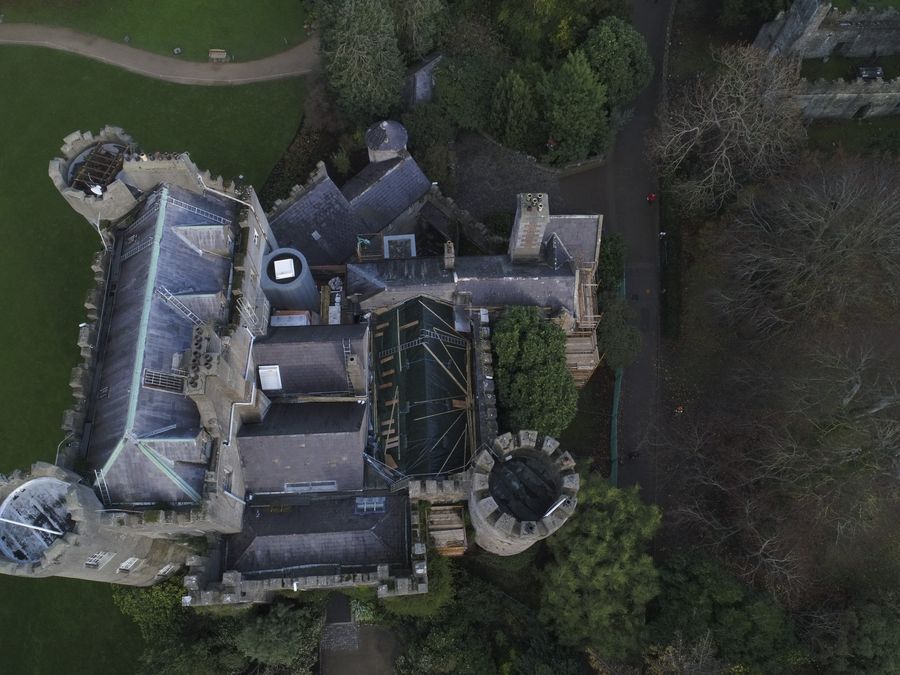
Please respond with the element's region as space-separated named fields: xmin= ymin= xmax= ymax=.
xmin=268 ymin=175 xmax=366 ymax=266
xmin=365 ymin=120 xmax=408 ymax=152
xmin=86 ymin=184 xmax=236 ymax=504
xmin=238 ymin=402 xmax=367 ymax=493
xmin=252 ymin=324 xmax=368 ymax=396
xmin=340 ymin=156 xmax=430 ymax=231
xmin=545 ymin=214 xmax=602 ymax=268
xmin=226 ymin=494 xmax=409 ymax=578
xmin=406 ymin=54 xmax=443 ymax=106
xmin=347 ymin=255 xmax=577 ymax=313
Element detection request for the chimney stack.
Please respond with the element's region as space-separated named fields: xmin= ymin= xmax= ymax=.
xmin=508 ymin=193 xmax=550 ymax=262
xmin=443 ymin=241 xmax=455 ymax=270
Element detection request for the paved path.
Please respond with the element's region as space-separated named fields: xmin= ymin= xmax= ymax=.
xmin=560 ymin=0 xmax=674 ymax=504
xmin=0 ymin=23 xmax=318 ymax=85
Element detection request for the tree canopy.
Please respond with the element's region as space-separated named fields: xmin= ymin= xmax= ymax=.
xmin=319 ymin=0 xmax=405 ymax=120
xmin=492 ymin=306 xmax=578 ymax=437
xmin=391 ymin=0 xmax=448 ymax=61
xmin=490 ymin=70 xmax=541 ymax=152
xmin=598 ymin=291 xmax=642 ymax=369
xmin=650 ymin=554 xmax=801 ymax=673
xmin=540 ymin=477 xmax=660 ymax=661
xmin=582 ymin=17 xmax=653 ymax=106
xmin=650 ymin=45 xmax=804 ymax=212
xmin=812 ymin=595 xmax=900 ymax=674
xmin=542 ymin=50 xmax=610 ymax=164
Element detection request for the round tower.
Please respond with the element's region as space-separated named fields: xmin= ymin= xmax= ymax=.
xmin=365 ymin=120 xmax=408 ymax=163
xmin=469 ymin=431 xmax=579 ymax=556
xmin=260 ymin=247 xmax=320 ymax=312
xmin=48 ymin=126 xmax=138 ymax=226
xmin=0 ymin=476 xmax=73 ymax=566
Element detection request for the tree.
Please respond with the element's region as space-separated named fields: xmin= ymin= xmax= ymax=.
xmin=319 ymin=0 xmax=405 ymax=120
xmin=810 ymin=595 xmax=900 ymax=674
xmin=490 ymin=70 xmax=541 ymax=151
xmin=597 ymin=231 xmax=626 ymax=291
xmin=401 ymin=102 xmax=457 ymax=151
xmin=112 ymin=575 xmax=188 ymax=641
xmin=649 ymin=45 xmax=804 ymax=212
xmin=581 ymin=17 xmax=653 ymax=106
xmin=717 ymin=157 xmax=900 ymax=336
xmin=542 ymin=50 xmax=610 ymax=164
xmin=650 ymin=554 xmax=801 ymax=673
xmin=540 ymin=477 xmax=661 ymax=661
xmin=644 ymin=632 xmax=729 ymax=675
xmin=232 ymin=602 xmax=324 ymax=671
xmin=492 ymin=306 xmax=578 ymax=437
xmin=719 ymin=0 xmax=782 ymax=30
xmin=391 ymin=0 xmax=448 ymax=61
xmin=598 ymin=292 xmax=642 ymax=369
xmin=434 ymin=55 xmax=505 ymax=131
xmin=495 ymin=0 xmax=630 ymax=59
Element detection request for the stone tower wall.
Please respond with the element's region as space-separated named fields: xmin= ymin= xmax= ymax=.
xmin=799 ymin=77 xmax=900 ymax=118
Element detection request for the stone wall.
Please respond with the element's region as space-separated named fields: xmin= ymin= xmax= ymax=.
xmin=799 ymin=77 xmax=900 ymax=118
xmin=755 ymin=0 xmax=900 ymax=59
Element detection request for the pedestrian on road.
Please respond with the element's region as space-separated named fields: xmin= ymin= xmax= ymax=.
xmin=674 ymin=405 xmax=685 ymax=415
xmin=659 ymin=231 xmax=667 ymax=238
xmin=646 ymin=192 xmax=657 ymax=205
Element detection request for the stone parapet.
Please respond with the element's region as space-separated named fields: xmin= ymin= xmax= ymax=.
xmin=798 ymin=77 xmax=900 ymax=118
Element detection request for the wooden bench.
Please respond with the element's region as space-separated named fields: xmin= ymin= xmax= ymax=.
xmin=208 ymin=49 xmax=228 ymax=63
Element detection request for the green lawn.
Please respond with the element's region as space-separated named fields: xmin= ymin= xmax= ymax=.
xmin=3 ymin=0 xmax=309 ymax=61
xmin=801 ymin=55 xmax=900 ymax=81
xmin=0 ymin=45 xmax=304 ymax=674
xmin=831 ymin=0 xmax=900 ymax=9
xmin=807 ymin=116 xmax=900 ymax=154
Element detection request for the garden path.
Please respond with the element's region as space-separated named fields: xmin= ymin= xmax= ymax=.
xmin=0 ymin=23 xmax=318 ymax=84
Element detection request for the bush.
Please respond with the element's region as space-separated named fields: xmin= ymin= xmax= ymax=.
xmin=598 ymin=291 xmax=642 ymax=369
xmin=597 ymin=231 xmax=626 ymax=291
xmin=492 ymin=306 xmax=578 ymax=437
xmin=112 ymin=576 xmax=188 ymax=641
xmin=382 ymin=553 xmax=453 ymax=617
xmin=401 ymin=102 xmax=457 ymax=151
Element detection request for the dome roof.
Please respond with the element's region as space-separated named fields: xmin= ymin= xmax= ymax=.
xmin=365 ymin=120 xmax=408 ymax=153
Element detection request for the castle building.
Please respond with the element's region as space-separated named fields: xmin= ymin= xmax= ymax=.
xmin=0 ymin=123 xmax=599 ymax=605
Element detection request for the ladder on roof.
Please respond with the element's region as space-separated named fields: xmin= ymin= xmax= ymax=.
xmin=378 ymin=329 xmax=467 ymax=357
xmin=156 ymin=286 xmax=204 ymax=327
xmin=94 ymin=469 xmax=111 ymax=506
xmin=237 ymin=295 xmax=265 ymax=336
xmin=121 ymin=234 xmax=155 ymax=261
xmin=166 ymin=196 xmax=229 ymax=225
xmin=343 ymin=339 xmax=354 ymax=393
xmin=420 ymin=328 xmax=467 ymax=348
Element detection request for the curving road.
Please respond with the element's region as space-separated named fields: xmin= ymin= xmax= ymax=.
xmin=0 ymin=23 xmax=318 ymax=85
xmin=560 ymin=0 xmax=675 ymax=503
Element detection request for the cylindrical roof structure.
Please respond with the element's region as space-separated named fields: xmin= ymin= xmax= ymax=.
xmin=0 ymin=477 xmax=71 ymax=564
xmin=260 ymin=247 xmax=319 ymax=312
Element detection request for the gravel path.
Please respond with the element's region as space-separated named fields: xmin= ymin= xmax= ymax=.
xmin=0 ymin=23 xmax=318 ymax=85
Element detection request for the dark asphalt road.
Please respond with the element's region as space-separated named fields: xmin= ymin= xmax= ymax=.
xmin=560 ymin=0 xmax=674 ymax=502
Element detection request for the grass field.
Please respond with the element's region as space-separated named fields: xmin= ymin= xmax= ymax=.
xmin=3 ymin=0 xmax=309 ymax=61
xmin=807 ymin=116 xmax=900 ymax=154
xmin=0 ymin=45 xmax=304 ymax=674
xmin=801 ymin=55 xmax=900 ymax=81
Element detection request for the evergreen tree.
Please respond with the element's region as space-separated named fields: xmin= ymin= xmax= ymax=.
xmin=391 ymin=0 xmax=448 ymax=61
xmin=540 ymin=478 xmax=660 ymax=661
xmin=320 ymin=0 xmax=405 ymax=120
xmin=492 ymin=306 xmax=578 ymax=437
xmin=542 ymin=50 xmax=609 ymax=164
xmin=490 ymin=70 xmax=540 ymax=151
xmin=581 ymin=16 xmax=653 ymax=106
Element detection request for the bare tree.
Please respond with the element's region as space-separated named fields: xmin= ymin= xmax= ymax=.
xmin=650 ymin=45 xmax=804 ymax=212
xmin=716 ymin=158 xmax=900 ymax=336
xmin=645 ymin=632 xmax=729 ymax=675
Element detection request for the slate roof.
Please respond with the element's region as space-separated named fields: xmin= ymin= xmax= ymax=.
xmin=237 ymin=402 xmax=367 ymax=493
xmin=226 ymin=494 xmax=409 ymax=578
xmin=365 ymin=120 xmax=408 ymax=153
xmin=268 ymin=175 xmax=365 ymax=266
xmin=86 ymin=184 xmax=236 ymax=505
xmin=347 ymin=255 xmax=578 ymax=313
xmin=545 ymin=214 xmax=602 ymax=269
xmin=340 ymin=156 xmax=431 ymax=231
xmin=252 ymin=324 xmax=368 ymax=396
